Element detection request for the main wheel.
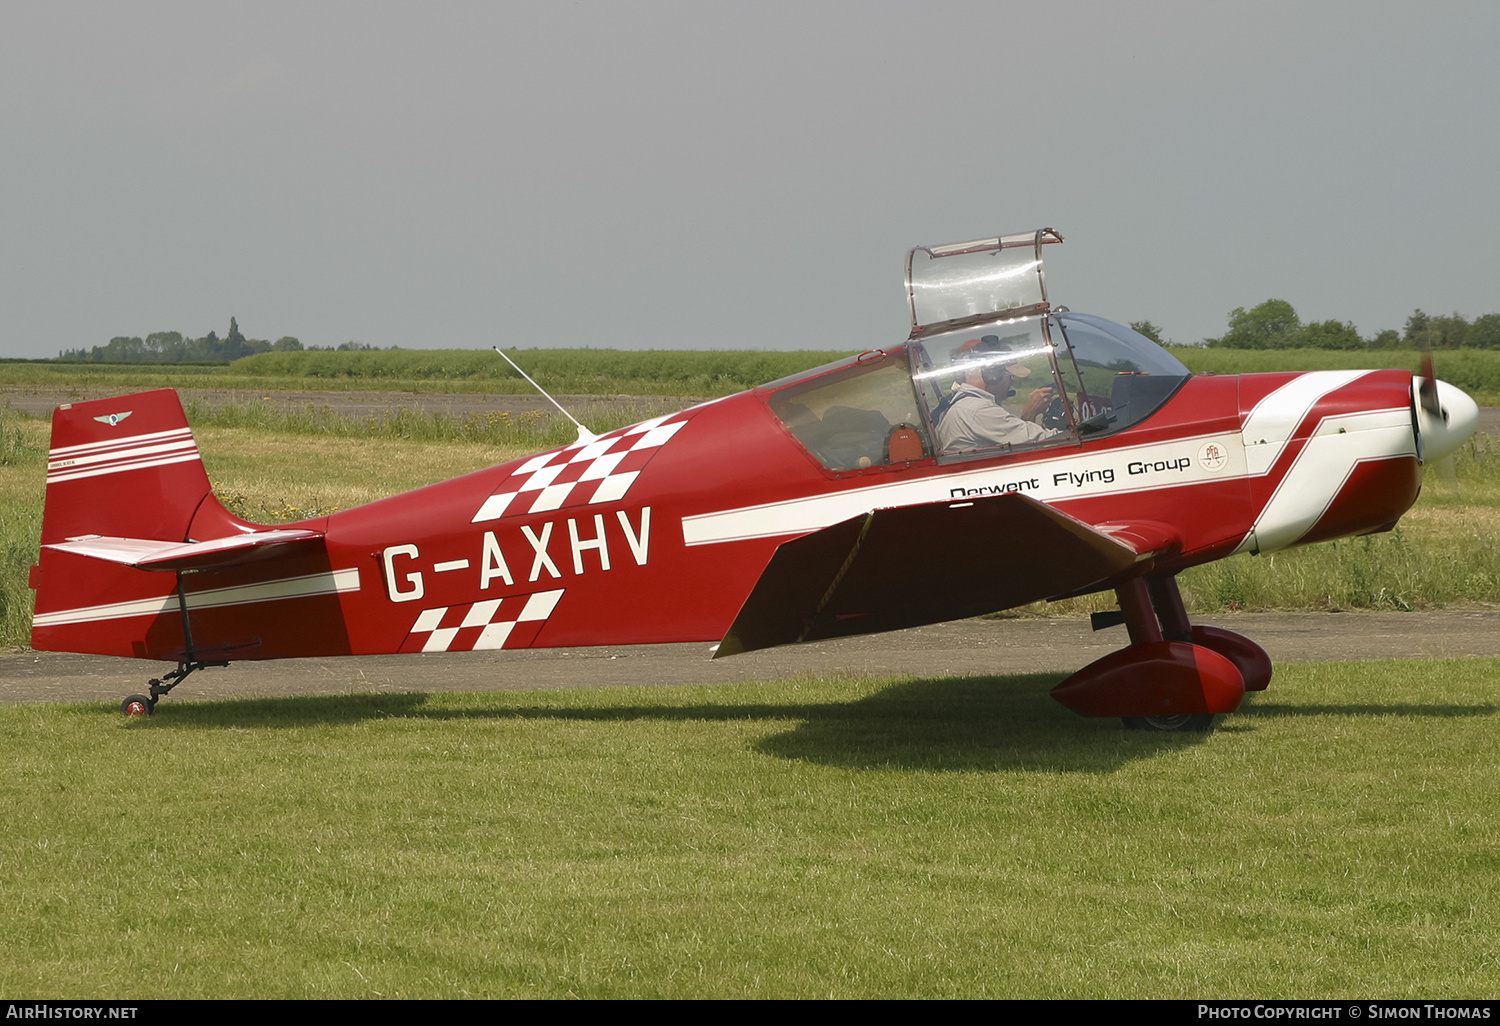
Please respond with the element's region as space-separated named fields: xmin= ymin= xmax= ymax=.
xmin=121 ymin=695 xmax=155 ymax=717
xmin=1122 ymin=713 xmax=1215 ymax=732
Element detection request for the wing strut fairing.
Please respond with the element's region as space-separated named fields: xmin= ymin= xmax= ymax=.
xmin=716 ymin=492 xmax=1180 ymax=656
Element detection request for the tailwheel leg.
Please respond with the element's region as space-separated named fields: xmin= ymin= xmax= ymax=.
xmin=120 ymin=660 xmax=229 ymax=717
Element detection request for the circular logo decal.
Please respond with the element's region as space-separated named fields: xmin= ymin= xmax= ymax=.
xmin=1198 ymin=441 xmax=1229 ymax=473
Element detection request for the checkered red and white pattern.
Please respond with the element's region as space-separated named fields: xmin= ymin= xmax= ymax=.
xmin=400 ymin=589 xmax=564 ymax=653
xmin=471 ymin=415 xmax=688 ymax=523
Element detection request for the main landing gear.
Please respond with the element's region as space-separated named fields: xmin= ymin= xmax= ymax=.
xmin=1050 ymin=575 xmax=1271 ymax=732
xmin=119 ymin=660 xmax=228 ymax=717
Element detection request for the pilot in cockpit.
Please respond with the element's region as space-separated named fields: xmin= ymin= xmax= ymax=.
xmin=935 ymin=335 xmax=1064 ymax=452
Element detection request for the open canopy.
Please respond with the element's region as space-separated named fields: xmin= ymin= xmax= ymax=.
xmin=759 ymin=228 xmax=1189 ymax=474
xmin=905 ymin=228 xmax=1063 ymax=338
xmin=760 ymin=313 xmax=1190 ymax=473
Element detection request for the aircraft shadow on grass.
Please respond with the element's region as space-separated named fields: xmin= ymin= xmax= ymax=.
xmin=125 ymin=674 xmax=1495 ymax=774
xmin=1234 ymin=701 xmax=1496 ymax=720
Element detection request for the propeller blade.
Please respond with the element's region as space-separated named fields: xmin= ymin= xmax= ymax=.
xmin=1417 ymin=342 xmax=1443 ymax=421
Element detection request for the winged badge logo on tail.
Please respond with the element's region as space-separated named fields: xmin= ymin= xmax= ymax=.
xmin=93 ymin=411 xmax=133 ymax=427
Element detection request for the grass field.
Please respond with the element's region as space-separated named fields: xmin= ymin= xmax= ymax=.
xmin=1 ymin=659 xmax=1495 ymax=998
xmin=0 ymin=349 xmax=857 ymax=399
xmin=7 ymin=345 xmax=1500 ymax=403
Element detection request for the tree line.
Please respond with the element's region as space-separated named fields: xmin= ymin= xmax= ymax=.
xmin=59 ymin=303 xmax=1500 ymax=362
xmin=1133 ymin=300 xmax=1500 ymax=350
xmin=58 ymin=318 xmax=385 ymax=362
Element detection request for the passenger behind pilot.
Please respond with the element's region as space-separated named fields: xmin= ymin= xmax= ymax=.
xmin=936 ymin=335 xmax=1065 ymax=452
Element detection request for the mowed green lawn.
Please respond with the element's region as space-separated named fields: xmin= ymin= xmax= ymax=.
xmin=1 ymin=659 xmax=1496 ymax=998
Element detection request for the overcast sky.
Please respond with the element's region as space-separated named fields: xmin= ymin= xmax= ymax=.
xmin=2 ymin=1 xmax=1496 ymax=358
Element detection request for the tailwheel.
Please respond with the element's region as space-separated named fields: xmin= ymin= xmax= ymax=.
xmin=121 ymin=694 xmax=155 ymax=718
xmin=124 ymin=659 xmax=229 ymax=717
xmin=1122 ymin=713 xmax=1215 ymax=733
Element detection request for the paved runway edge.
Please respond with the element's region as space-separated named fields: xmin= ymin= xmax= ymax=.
xmin=4 ymin=611 xmax=1499 ymax=706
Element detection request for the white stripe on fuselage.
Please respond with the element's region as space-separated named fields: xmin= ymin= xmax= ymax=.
xmin=681 ymin=430 xmax=1247 ymax=547
xmin=1235 ymin=406 xmax=1414 ymax=554
xmin=1240 ymin=370 xmax=1370 ymax=475
xmin=32 ymin=569 xmax=362 ymax=628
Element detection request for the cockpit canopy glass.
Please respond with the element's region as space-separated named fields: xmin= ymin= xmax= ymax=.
xmin=912 ymin=317 xmax=1075 ymax=457
xmin=759 ymin=313 xmax=1190 ymax=473
xmin=905 ymin=229 xmax=1062 ymax=336
xmin=763 ymin=223 xmax=1187 ymax=469
xmin=1048 ymin=313 xmax=1190 ymax=436
xmin=761 ymin=348 xmax=931 ymax=472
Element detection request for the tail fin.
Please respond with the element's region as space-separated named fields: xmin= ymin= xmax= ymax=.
xmin=41 ymin=389 xmax=217 ymax=545
xmin=31 ymin=391 xmax=348 ymax=662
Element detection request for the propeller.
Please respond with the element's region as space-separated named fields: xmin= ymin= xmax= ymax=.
xmin=1418 ymin=344 xmax=1443 ymax=423
xmin=1412 ymin=341 xmax=1479 ymax=484
xmin=1418 ymin=342 xmax=1452 ymax=487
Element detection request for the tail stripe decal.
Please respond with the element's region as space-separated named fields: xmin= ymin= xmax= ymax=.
xmin=47 ymin=428 xmax=201 ymax=484
xmin=32 ymin=569 xmax=361 ymax=628
xmin=47 ymin=451 xmax=202 ymax=485
xmin=48 ymin=426 xmax=194 ymax=459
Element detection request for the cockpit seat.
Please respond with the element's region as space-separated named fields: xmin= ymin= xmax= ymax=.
xmin=819 ymin=405 xmax=891 ymax=469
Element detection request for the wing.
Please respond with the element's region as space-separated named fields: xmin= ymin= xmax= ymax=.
xmin=715 ymin=492 xmax=1179 ymax=657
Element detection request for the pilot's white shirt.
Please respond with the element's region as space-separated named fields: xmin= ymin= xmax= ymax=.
xmin=937 ymin=383 xmax=1061 ymax=452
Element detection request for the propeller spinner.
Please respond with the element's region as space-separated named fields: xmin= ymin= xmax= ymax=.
xmin=1414 ymin=361 xmax=1479 ymax=462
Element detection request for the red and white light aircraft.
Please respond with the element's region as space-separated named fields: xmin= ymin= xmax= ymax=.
xmin=30 ymin=229 xmax=1478 ymax=729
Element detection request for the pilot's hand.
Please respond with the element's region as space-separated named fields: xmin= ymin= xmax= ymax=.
xmin=1022 ymin=387 xmax=1055 ymax=422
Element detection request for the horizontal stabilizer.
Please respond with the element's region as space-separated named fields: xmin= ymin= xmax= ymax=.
xmin=46 ymin=529 xmax=324 ymax=572
xmin=716 ymin=493 xmax=1180 ymax=657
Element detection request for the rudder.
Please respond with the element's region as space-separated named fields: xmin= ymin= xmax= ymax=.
xmin=31 ymin=390 xmax=353 ymax=663
xmin=41 ymin=389 xmax=214 ymax=546
xmin=33 ymin=390 xmax=235 ymax=659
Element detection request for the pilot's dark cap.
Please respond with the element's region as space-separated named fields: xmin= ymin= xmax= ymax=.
xmin=952 ymin=335 xmax=1032 ymax=378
